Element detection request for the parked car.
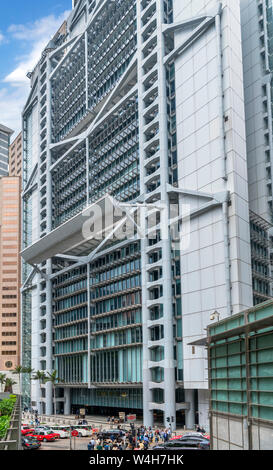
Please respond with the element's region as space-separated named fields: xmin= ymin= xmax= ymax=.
xmin=179 ymin=435 xmax=209 ymax=442
xmin=171 ymin=432 xmax=210 ymax=442
xmin=198 ymin=440 xmax=210 ymax=450
xmin=173 ymin=435 xmax=210 ymax=450
xmin=34 ymin=428 xmax=61 ymax=439
xmin=49 ymin=426 xmax=69 ymax=439
xmin=70 ymin=425 xmax=93 ymax=437
xmin=153 ymin=439 xmax=209 ymax=450
xmin=32 ymin=425 xmax=51 ymax=431
xmin=22 ymin=436 xmax=41 ymax=450
xmin=97 ymin=429 xmax=126 ymax=440
xmin=21 ymin=427 xmax=35 ymax=436
xmin=27 ymin=431 xmax=57 ymax=442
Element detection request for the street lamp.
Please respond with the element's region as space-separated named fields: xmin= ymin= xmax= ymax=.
xmin=210 ymin=310 xmax=220 ymax=322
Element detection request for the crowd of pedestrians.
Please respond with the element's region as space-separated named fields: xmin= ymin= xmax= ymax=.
xmin=88 ymin=424 xmax=173 ymax=450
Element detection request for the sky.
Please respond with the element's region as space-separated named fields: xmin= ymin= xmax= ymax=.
xmin=0 ymin=0 xmax=72 ymax=140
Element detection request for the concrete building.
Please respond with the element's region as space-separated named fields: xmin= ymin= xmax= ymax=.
xmin=9 ymin=133 xmax=23 ymax=179
xmin=241 ymin=0 xmax=273 ymax=304
xmin=0 ymin=124 xmax=14 ymax=177
xmin=0 ymin=176 xmax=21 ymax=394
xmin=249 ymin=211 xmax=273 ymax=305
xmin=21 ymin=0 xmax=253 ymax=429
xmin=206 ymin=299 xmax=273 ymax=450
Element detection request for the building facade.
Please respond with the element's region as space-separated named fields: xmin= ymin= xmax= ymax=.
xmin=0 ymin=124 xmax=14 ymax=177
xmin=241 ymin=0 xmax=273 ymax=304
xmin=21 ymin=0 xmax=253 ymax=429
xmin=9 ymin=133 xmax=23 ymax=179
xmin=0 ymin=176 xmax=21 ymax=393
xmin=249 ymin=211 xmax=273 ymax=305
xmin=207 ymin=299 xmax=273 ymax=450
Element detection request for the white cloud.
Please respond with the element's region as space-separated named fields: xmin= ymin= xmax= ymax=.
xmin=0 ymin=10 xmax=71 ymax=134
xmin=0 ymin=32 xmax=5 ymax=44
xmin=4 ymin=11 xmax=70 ymax=85
xmin=0 ymin=86 xmax=28 ymax=137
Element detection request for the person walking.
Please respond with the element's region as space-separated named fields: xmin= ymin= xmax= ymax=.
xmin=88 ymin=438 xmax=96 ymax=450
xmin=144 ymin=435 xmax=149 ymax=450
xmin=139 ymin=441 xmax=144 ymax=450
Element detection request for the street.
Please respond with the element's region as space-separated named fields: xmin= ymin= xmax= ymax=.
xmin=38 ymin=436 xmax=91 ymax=451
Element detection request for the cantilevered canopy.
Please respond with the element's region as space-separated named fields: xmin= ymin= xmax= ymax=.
xmin=188 ymin=337 xmax=208 ymax=347
xmin=21 ymin=194 xmax=135 ymax=265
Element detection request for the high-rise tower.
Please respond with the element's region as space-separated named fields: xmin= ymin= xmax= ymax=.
xmin=21 ymin=0 xmax=253 ymax=429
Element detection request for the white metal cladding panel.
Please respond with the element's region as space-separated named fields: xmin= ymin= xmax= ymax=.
xmin=229 ymin=418 xmax=244 ymax=448
xmin=173 ymin=0 xmax=218 ymax=20
xmin=31 ymin=102 xmax=39 ymax=169
xmin=258 ymin=424 xmax=273 ymax=450
xmin=31 ymin=190 xmax=39 ymax=245
xmin=173 ymin=0 xmax=252 ymax=389
xmin=211 ymin=414 xmax=273 ymax=450
xmin=198 ymin=389 xmax=209 ymax=430
xmin=251 ymin=423 xmax=260 ymax=450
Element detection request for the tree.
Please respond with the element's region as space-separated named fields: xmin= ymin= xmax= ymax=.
xmin=4 ymin=378 xmax=16 ymax=393
xmin=32 ymin=371 xmax=46 ymax=413
xmin=0 ymin=373 xmax=6 ymax=393
xmin=12 ymin=366 xmax=24 ymax=393
xmin=24 ymin=367 xmax=35 ymax=376
xmin=44 ymin=371 xmax=63 ymax=416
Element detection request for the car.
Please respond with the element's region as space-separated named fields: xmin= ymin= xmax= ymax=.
xmin=179 ymin=435 xmax=210 ymax=443
xmin=198 ymin=441 xmax=210 ymax=450
xmin=22 ymin=436 xmax=41 ymax=450
xmin=97 ymin=429 xmax=126 ymax=440
xmin=173 ymin=436 xmax=210 ymax=450
xmin=171 ymin=432 xmax=210 ymax=442
xmin=34 ymin=427 xmax=61 ymax=439
xmin=33 ymin=425 xmax=51 ymax=431
xmin=26 ymin=431 xmax=57 ymax=442
xmin=152 ymin=445 xmax=199 ymax=450
xmin=49 ymin=426 xmax=69 ymax=439
xmin=153 ymin=439 xmax=209 ymax=450
xmin=70 ymin=426 xmax=93 ymax=437
xmin=21 ymin=427 xmax=35 ymax=436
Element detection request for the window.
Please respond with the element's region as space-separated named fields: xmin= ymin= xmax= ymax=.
xmin=5 ymin=361 xmax=13 ymax=368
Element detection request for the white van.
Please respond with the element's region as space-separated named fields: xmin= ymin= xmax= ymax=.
xmin=49 ymin=425 xmax=69 ymax=439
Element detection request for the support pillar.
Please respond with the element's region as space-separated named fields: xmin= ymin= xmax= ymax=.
xmin=45 ymin=261 xmax=53 ymax=416
xmin=185 ymin=389 xmax=195 ymax=429
xmin=64 ymin=388 xmax=71 ymax=416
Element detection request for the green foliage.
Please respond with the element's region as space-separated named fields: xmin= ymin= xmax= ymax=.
xmin=0 ymin=416 xmax=10 ymax=440
xmin=0 ymin=396 xmax=16 ymax=417
xmin=0 ymin=396 xmax=16 ymax=440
